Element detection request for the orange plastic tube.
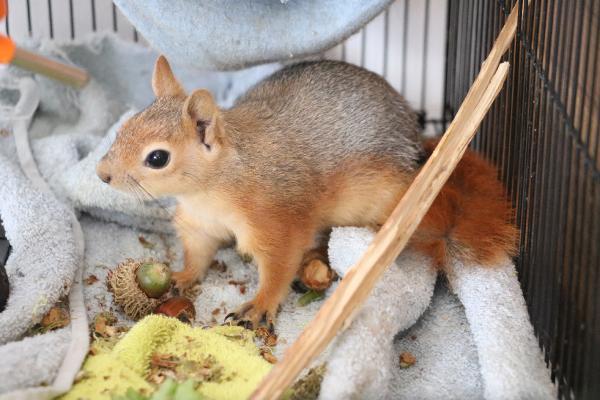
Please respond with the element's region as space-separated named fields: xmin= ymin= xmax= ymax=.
xmin=0 ymin=35 xmax=15 ymax=63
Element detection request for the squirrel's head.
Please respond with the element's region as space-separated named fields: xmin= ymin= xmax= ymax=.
xmin=96 ymin=55 xmax=227 ymax=197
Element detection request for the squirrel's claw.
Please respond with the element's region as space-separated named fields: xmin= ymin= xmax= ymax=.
xmin=237 ymin=320 xmax=253 ymax=329
xmin=223 ymin=300 xmax=276 ymax=331
xmin=223 ymin=312 xmax=238 ymax=322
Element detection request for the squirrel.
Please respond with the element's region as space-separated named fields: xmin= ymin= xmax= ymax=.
xmin=97 ymin=56 xmax=517 ymax=330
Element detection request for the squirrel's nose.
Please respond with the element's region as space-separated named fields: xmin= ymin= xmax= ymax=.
xmin=96 ymin=159 xmax=113 ymax=184
xmin=96 ymin=164 xmax=112 ymax=184
xmin=98 ymin=172 xmax=112 ymax=184
xmin=96 ymin=157 xmax=113 ymax=184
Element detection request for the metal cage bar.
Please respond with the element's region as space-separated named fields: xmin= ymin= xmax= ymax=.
xmin=445 ymin=1 xmax=600 ymax=398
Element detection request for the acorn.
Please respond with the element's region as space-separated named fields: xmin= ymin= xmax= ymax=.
xmin=154 ymin=296 xmax=196 ymax=323
xmin=298 ymin=259 xmax=335 ymax=291
xmin=136 ymin=262 xmax=171 ymax=298
xmin=108 ymin=259 xmax=171 ymax=320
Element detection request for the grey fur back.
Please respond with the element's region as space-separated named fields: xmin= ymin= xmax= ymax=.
xmin=223 ymin=61 xmax=422 ymax=194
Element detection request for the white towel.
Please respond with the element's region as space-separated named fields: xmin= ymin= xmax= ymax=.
xmin=321 ymin=227 xmax=437 ymax=399
xmin=448 ymin=259 xmax=556 ymax=400
xmin=0 ymin=154 xmax=78 ymax=345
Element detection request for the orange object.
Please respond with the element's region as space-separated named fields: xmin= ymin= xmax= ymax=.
xmin=0 ymin=35 xmax=15 ymax=63
xmin=0 ymin=0 xmax=15 ymax=64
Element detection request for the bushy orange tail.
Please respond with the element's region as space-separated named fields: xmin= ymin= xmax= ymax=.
xmin=411 ymin=139 xmax=519 ymax=269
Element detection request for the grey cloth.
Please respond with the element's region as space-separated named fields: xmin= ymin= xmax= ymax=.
xmin=113 ymin=0 xmax=393 ymax=70
xmin=0 ymin=153 xmax=78 ymax=346
xmin=0 ymin=328 xmax=71 ymax=393
xmin=0 ymin=144 xmax=79 ymax=397
xmin=0 ymin=76 xmax=88 ymax=400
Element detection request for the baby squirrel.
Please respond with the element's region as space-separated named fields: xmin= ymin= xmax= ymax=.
xmin=97 ymin=56 xmax=517 ymax=329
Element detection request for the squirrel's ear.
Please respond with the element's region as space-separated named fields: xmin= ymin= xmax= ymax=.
xmin=183 ymin=89 xmax=221 ymax=150
xmin=152 ymin=55 xmax=185 ymax=97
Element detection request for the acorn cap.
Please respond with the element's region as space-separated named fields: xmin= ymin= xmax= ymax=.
xmin=107 ymin=259 xmax=168 ymax=320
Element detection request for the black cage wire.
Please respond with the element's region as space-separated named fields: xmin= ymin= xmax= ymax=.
xmin=445 ymin=0 xmax=600 ymax=398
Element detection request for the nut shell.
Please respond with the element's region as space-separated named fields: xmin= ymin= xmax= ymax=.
xmin=154 ymin=296 xmax=196 ymax=323
xmin=108 ymin=259 xmax=167 ymax=320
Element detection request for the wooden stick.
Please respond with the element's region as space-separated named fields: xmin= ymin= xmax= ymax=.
xmin=250 ymin=3 xmax=520 ymax=398
xmin=12 ymin=47 xmax=89 ymax=89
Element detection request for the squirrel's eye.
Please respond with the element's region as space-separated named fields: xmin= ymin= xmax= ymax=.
xmin=145 ymin=150 xmax=170 ymax=169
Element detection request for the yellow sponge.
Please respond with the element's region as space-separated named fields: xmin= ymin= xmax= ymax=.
xmin=61 ymin=315 xmax=271 ymax=400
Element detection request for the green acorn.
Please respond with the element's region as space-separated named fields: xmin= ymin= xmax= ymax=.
xmin=108 ymin=259 xmax=171 ymax=320
xmin=136 ymin=262 xmax=171 ymax=298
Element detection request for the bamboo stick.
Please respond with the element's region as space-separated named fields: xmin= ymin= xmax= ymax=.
xmin=250 ymin=3 xmax=521 ymax=398
xmin=12 ymin=47 xmax=89 ymax=89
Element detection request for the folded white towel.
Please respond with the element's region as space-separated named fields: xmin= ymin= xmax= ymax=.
xmin=0 ymin=154 xmax=78 ymax=346
xmin=449 ymin=259 xmax=556 ymax=400
xmin=321 ymin=227 xmax=437 ymax=399
xmin=0 ymin=328 xmax=70 ymax=393
xmin=390 ymin=283 xmax=485 ymax=399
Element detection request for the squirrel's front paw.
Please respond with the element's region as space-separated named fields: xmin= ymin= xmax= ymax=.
xmin=224 ymin=299 xmax=277 ymax=332
xmin=172 ymin=269 xmax=200 ymax=291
